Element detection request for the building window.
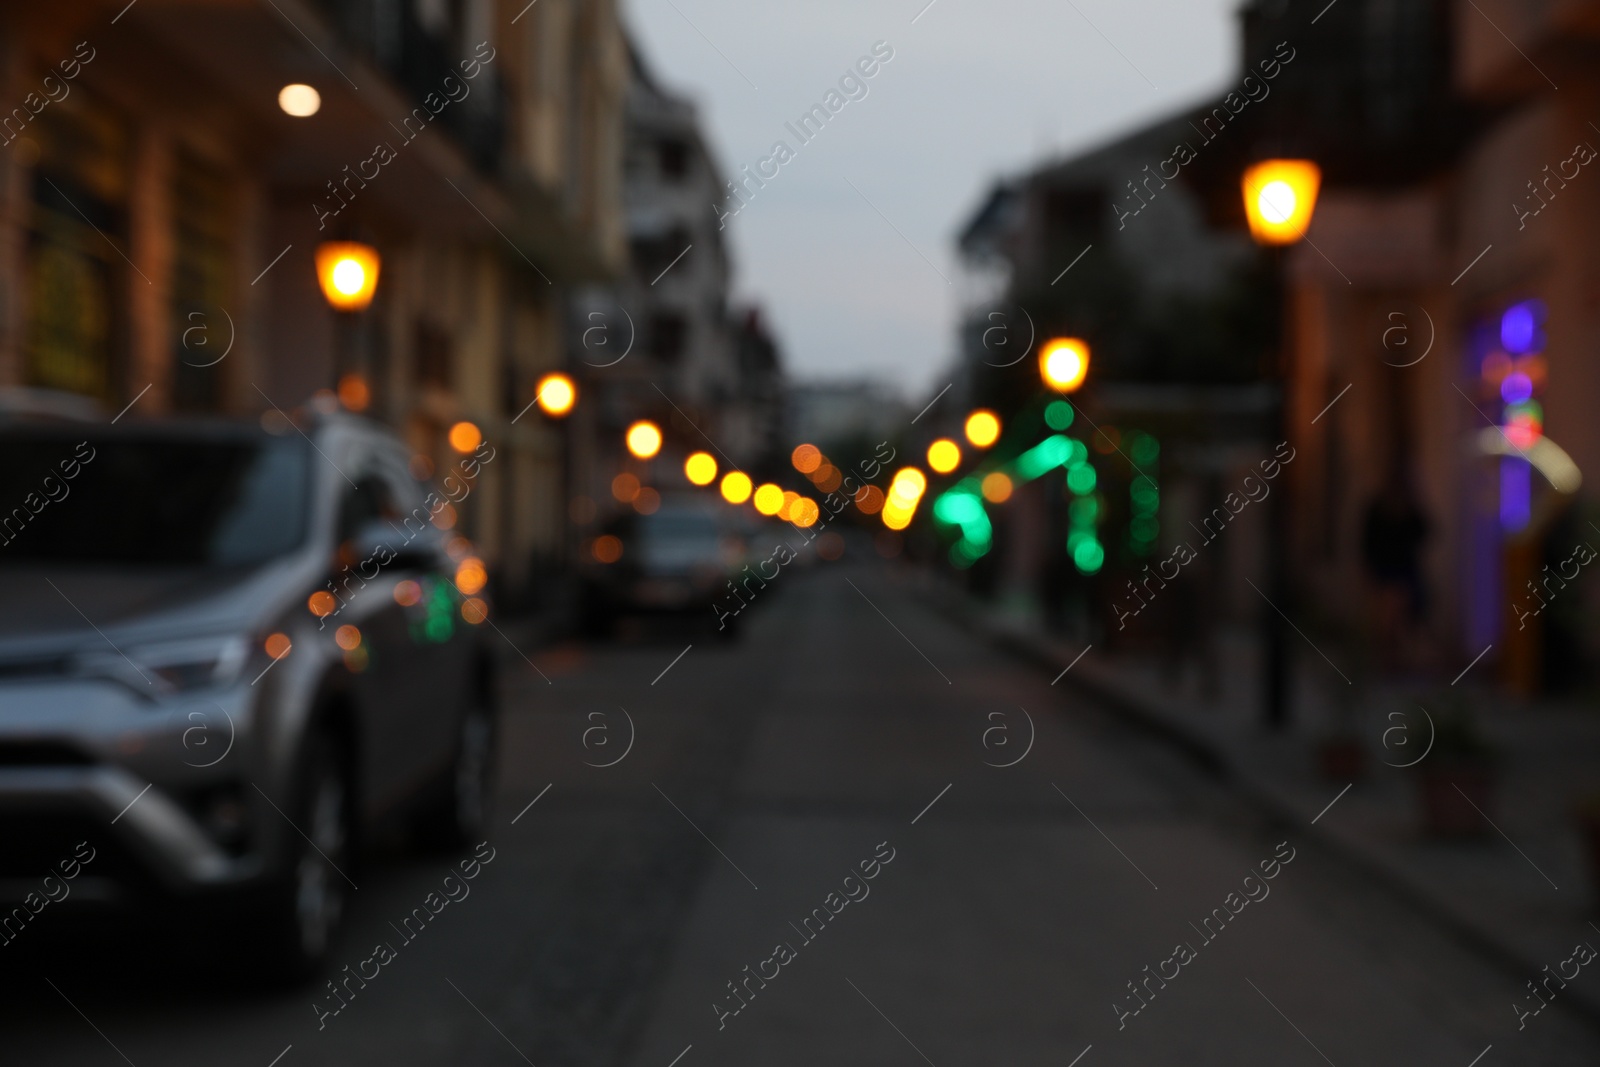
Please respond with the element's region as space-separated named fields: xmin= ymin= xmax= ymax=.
xmin=631 ymin=225 xmax=691 ymax=283
xmin=650 ymin=313 xmax=688 ymax=363
xmin=1043 ymin=187 xmax=1104 ymax=247
xmin=415 ymin=320 xmax=452 ymax=388
xmin=658 ymin=137 xmax=690 ymax=180
xmin=23 ymin=100 xmax=128 ymax=403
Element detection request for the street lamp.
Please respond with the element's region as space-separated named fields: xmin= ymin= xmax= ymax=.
xmin=1241 ymin=160 xmax=1321 ymax=245
xmin=1040 ymin=337 xmax=1090 ymax=393
xmin=1241 ymin=157 xmax=1320 ymax=731
xmin=316 ymin=241 xmax=381 ymax=414
xmin=315 ymin=241 xmax=380 ymax=311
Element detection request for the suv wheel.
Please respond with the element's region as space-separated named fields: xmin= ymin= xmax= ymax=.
xmin=414 ymin=698 xmax=494 ymax=849
xmin=251 ymin=731 xmax=351 ymax=980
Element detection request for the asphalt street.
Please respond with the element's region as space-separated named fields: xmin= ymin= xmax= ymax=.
xmin=4 ymin=556 xmax=1599 ymax=1065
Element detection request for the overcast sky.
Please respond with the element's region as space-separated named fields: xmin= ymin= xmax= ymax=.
xmin=622 ymin=0 xmax=1243 ymax=402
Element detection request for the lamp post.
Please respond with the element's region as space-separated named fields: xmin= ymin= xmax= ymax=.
xmin=1040 ymin=336 xmax=1090 ymax=393
xmin=316 ymin=240 xmax=381 ymax=411
xmin=1040 ymin=337 xmax=1090 ymax=632
xmin=1242 ymin=159 xmax=1321 ymax=729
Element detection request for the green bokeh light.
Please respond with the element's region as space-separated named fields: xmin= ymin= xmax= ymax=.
xmin=1066 ymin=462 xmax=1098 ymax=495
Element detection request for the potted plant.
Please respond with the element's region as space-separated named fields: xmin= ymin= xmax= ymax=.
xmin=1415 ymin=694 xmax=1498 ymax=836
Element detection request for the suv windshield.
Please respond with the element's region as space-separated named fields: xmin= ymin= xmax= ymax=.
xmin=0 ymin=430 xmax=311 ymax=566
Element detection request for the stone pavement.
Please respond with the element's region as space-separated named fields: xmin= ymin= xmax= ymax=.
xmin=926 ymin=578 xmax=1600 ymax=1023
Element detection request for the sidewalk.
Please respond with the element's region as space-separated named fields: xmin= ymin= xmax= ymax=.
xmin=923 ymin=580 xmax=1600 ymax=1023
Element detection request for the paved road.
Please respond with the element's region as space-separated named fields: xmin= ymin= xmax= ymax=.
xmin=4 ymin=556 xmax=1599 ymax=1065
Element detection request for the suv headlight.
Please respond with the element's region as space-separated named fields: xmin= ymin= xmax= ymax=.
xmin=76 ymin=635 xmax=251 ymax=696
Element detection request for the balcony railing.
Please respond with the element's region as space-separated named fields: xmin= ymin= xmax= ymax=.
xmin=310 ymin=0 xmax=506 ymax=172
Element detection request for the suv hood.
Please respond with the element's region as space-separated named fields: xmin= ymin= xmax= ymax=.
xmin=0 ymin=560 xmax=304 ymax=658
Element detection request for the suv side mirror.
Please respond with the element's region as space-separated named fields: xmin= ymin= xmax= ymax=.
xmin=343 ymin=519 xmax=441 ymax=575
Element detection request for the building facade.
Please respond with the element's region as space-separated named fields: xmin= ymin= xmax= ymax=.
xmin=0 ymin=0 xmax=628 ymax=605
xmin=1237 ymin=0 xmax=1600 ymax=691
xmin=567 ymin=40 xmax=782 ymax=542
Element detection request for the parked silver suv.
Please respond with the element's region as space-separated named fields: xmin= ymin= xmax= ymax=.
xmin=0 ymin=410 xmax=496 ymax=976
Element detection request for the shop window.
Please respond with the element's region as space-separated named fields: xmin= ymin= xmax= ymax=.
xmin=23 ymin=100 xmax=128 ymax=403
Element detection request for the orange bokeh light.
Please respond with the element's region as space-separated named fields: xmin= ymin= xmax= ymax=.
xmin=889 ymin=467 xmax=927 ymax=502
xmin=592 ymin=535 xmax=623 ymax=563
xmin=791 ymin=444 xmax=822 ymax=474
xmin=448 ymin=421 xmax=482 ymax=453
xmin=535 ymin=373 xmax=576 ymax=417
xmin=720 ymin=471 xmax=753 ymax=504
xmin=612 ymin=472 xmax=641 ymax=502
xmin=981 ymin=472 xmax=1014 ymax=503
xmin=626 ymin=420 xmax=662 ymax=459
xmin=337 ymin=373 xmax=370 ymax=412
xmin=965 ymin=410 xmax=1001 ymax=448
xmin=455 ymin=557 xmax=488 ymax=595
xmin=927 ymin=439 xmax=961 ymax=474
xmin=753 ymin=483 xmax=784 ymax=516
xmin=685 ymin=452 xmax=718 ymax=486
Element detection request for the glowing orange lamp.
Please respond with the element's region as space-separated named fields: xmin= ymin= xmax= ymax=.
xmin=316 ymin=241 xmax=381 ymax=311
xmin=1241 ymin=160 xmax=1321 ymax=246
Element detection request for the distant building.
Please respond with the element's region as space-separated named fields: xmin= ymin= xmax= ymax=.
xmin=945 ymin=95 xmax=1281 ymax=641
xmin=568 ymin=39 xmax=783 ymax=541
xmin=787 ymin=379 xmax=907 ymax=453
xmin=724 ymin=306 xmax=785 ymax=474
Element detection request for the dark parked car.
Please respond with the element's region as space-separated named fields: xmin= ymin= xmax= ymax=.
xmin=0 ymin=410 xmax=496 ymax=976
xmin=578 ymin=495 xmax=749 ymax=635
